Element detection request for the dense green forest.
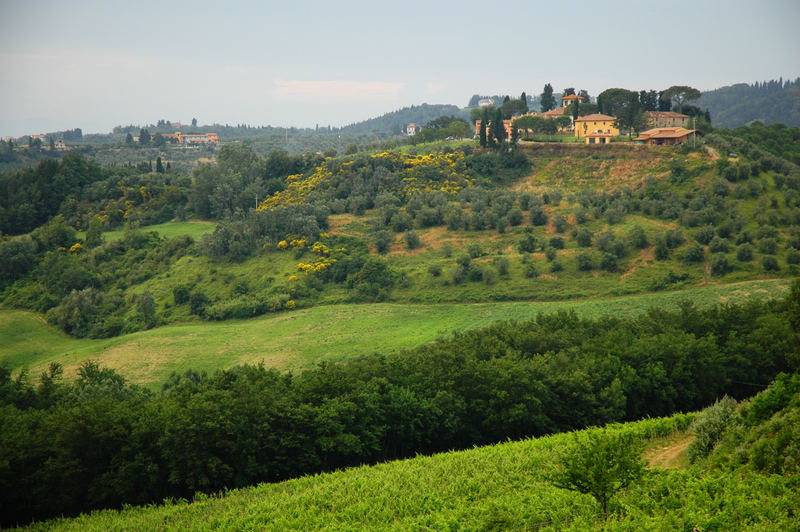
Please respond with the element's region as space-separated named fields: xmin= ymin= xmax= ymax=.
xmin=1 ymin=289 xmax=797 ymax=526
xmin=697 ymin=78 xmax=800 ymax=127
xmin=24 ymin=373 xmax=799 ymax=530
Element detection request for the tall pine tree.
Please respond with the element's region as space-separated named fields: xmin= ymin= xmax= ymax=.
xmin=541 ymin=83 xmax=555 ymax=112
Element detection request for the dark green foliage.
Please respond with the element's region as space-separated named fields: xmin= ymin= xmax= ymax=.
xmin=190 ymin=291 xmax=210 ymax=316
xmin=757 ymin=238 xmax=778 ymax=255
xmin=373 ymin=229 xmax=393 ymax=254
xmin=695 ymin=225 xmax=716 ymax=245
xmin=762 ymin=256 xmax=780 ymax=271
xmin=172 ymin=284 xmax=190 ymax=305
xmin=529 ymin=206 xmax=548 ymax=226
xmin=404 ymin=230 xmax=421 ymax=250
xmin=0 ymin=154 xmax=103 ymax=235
xmin=2 ymin=296 xmax=795 ymax=526
xmin=708 ymin=236 xmax=729 ymax=254
xmin=0 ymin=237 xmax=37 ymax=287
xmin=654 ymin=235 xmax=670 ymax=260
xmin=549 ymin=236 xmax=565 ymax=250
xmin=665 ymin=229 xmax=685 ymax=249
xmin=684 ymin=242 xmax=705 ymax=263
xmin=84 ymin=216 xmax=104 ymax=249
xmin=600 ymin=253 xmax=617 ymax=272
xmin=573 ymin=228 xmax=593 ymax=247
xmin=552 ymin=214 xmax=567 ymax=233
xmin=517 ymin=233 xmax=536 ymax=253
xmin=524 ymin=263 xmax=538 ymax=278
xmin=545 ymin=247 xmax=557 ymax=262
xmin=577 ymin=252 xmax=594 ymax=271
xmin=493 ymin=256 xmax=510 ymax=276
xmin=711 ymin=253 xmax=731 ymax=275
xmin=467 ymin=242 xmax=483 ymax=258
xmin=628 ymin=225 xmax=649 ymax=249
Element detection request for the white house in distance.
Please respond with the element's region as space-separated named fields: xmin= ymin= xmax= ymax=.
xmin=478 ymin=98 xmax=494 ymax=107
xmin=405 ymin=123 xmax=417 ymax=136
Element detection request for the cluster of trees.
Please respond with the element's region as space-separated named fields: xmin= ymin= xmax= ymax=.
xmin=1 ymin=290 xmax=796 ymax=526
xmin=0 ymin=153 xmax=103 ymax=234
xmin=408 ymin=116 xmax=472 ymax=144
xmin=696 ymin=77 xmax=800 ymax=128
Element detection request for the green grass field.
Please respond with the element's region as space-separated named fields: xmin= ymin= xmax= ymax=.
xmin=25 ymin=413 xmax=798 ymax=531
xmin=1 ymin=278 xmax=789 ymax=388
xmin=101 ymin=220 xmax=217 ymax=241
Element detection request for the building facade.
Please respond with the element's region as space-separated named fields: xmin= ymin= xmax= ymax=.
xmin=574 ymin=114 xmax=619 ymax=138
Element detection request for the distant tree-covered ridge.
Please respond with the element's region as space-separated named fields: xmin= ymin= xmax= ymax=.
xmin=339 ymin=103 xmax=470 ymax=135
xmin=697 ymin=78 xmax=800 ymax=128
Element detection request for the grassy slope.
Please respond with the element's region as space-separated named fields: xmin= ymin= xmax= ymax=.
xmin=27 ymin=414 xmax=798 ymax=531
xmin=0 ymin=278 xmax=789 ymax=388
xmin=100 ymin=220 xmax=217 ymax=242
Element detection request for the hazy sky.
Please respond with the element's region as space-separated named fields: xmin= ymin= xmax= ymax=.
xmin=2 ymin=0 xmax=799 ymax=137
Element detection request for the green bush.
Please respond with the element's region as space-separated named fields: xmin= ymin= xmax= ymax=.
xmin=404 ymin=231 xmax=421 ymax=250
xmin=732 ymin=245 xmax=753 ymax=265
xmin=711 ymin=253 xmax=731 ymax=276
xmin=688 ymin=396 xmax=738 ymax=464
xmin=683 ymin=242 xmax=705 ymax=263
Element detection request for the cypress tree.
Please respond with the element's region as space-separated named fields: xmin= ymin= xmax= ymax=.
xmin=479 ymin=108 xmax=488 ymax=148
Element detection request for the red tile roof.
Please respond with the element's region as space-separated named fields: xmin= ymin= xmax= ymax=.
xmin=575 ymin=113 xmax=616 ymax=122
xmin=635 ymin=127 xmax=697 ymax=140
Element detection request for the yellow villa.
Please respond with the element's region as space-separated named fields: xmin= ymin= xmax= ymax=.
xmin=574 ymin=113 xmax=619 ymax=143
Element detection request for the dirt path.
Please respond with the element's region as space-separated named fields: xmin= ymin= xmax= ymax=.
xmin=646 ymin=434 xmax=694 ymax=469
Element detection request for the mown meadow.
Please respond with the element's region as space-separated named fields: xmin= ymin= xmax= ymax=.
xmin=0 ymin=278 xmax=789 ymax=387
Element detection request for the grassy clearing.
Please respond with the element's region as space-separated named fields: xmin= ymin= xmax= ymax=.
xmin=1 ymin=278 xmax=789 ymax=388
xmin=28 ymin=414 xmax=798 ymax=531
xmin=101 ymin=220 xmax=217 ymax=242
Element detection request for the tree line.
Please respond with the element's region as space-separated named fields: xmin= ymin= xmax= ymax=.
xmin=1 ymin=287 xmax=797 ymax=526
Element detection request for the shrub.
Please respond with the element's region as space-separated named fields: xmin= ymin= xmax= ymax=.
xmin=695 ymin=225 xmax=716 ymax=245
xmin=710 ymin=253 xmax=731 ymax=276
xmin=552 ymin=214 xmax=568 ymax=233
xmin=507 ymin=208 xmax=523 ymax=226
xmin=688 ymin=396 xmax=738 ymax=464
xmin=493 ymin=256 xmax=510 ymax=276
xmin=173 ymin=285 xmax=191 ymax=305
xmin=762 ymin=256 xmax=780 ymax=271
xmin=708 ymin=236 xmax=730 ymax=254
xmin=545 ymin=247 xmax=557 ymax=262
xmin=530 ymin=206 xmax=548 ymax=226
xmin=757 ymin=238 xmax=778 ymax=255
xmin=685 ymin=244 xmax=708 ymax=263
xmin=427 ymin=264 xmax=442 ymax=277
xmin=518 ymin=234 xmax=537 ymax=253
xmin=467 ymin=242 xmax=483 ymax=258
xmin=573 ymin=228 xmax=593 ymax=247
xmin=600 ymin=253 xmax=617 ymax=272
xmin=628 ymin=225 xmax=648 ymax=249
xmin=467 ymin=265 xmax=483 ymax=282
xmin=190 ymin=291 xmax=210 ymax=316
xmin=665 ymin=228 xmax=685 ymax=248
xmin=577 ymin=252 xmax=594 ymax=271
xmin=736 ymin=243 xmax=754 ymax=262
xmin=404 ymin=231 xmax=421 ymax=250
xmin=373 ymin=230 xmax=393 ymax=253
xmin=787 ymin=249 xmax=800 ymax=265
xmin=550 ymin=260 xmax=564 ymax=273
xmin=524 ymin=263 xmax=538 ymax=278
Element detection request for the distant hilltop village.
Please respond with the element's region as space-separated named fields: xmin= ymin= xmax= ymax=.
xmin=472 ymin=85 xmax=707 ymax=147
xmin=133 ymin=132 xmax=219 ymax=144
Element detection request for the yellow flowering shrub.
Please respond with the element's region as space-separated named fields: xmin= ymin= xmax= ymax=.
xmin=258 ymin=150 xmax=472 ymax=210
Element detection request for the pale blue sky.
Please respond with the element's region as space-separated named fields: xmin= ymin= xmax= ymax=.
xmin=1 ymin=0 xmax=798 ymax=137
